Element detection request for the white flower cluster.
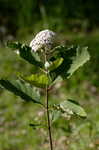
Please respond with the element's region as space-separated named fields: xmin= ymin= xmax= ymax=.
xmin=30 ymin=29 xmax=56 ymax=52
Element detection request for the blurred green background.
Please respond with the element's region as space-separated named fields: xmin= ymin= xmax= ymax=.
xmin=0 ymin=0 xmax=99 ymax=150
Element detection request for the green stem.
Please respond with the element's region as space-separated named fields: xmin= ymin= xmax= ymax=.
xmin=46 ymin=85 xmax=53 ymax=150
xmin=44 ymin=51 xmax=53 ymax=150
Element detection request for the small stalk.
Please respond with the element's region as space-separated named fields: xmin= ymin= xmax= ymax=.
xmin=46 ymin=85 xmax=53 ymax=150
xmin=45 ymin=51 xmax=53 ymax=150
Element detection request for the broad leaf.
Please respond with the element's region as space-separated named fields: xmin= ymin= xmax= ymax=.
xmin=49 ymin=58 xmax=63 ymax=71
xmin=67 ymin=46 xmax=90 ymax=77
xmin=0 ymin=79 xmax=42 ymax=105
xmin=50 ymin=45 xmax=90 ymax=81
xmin=59 ymin=99 xmax=87 ymax=117
xmin=7 ymin=42 xmax=43 ymax=68
xmin=21 ymin=73 xmax=51 ymax=88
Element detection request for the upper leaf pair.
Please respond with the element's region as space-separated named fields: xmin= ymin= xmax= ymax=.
xmin=7 ymin=42 xmax=90 ymax=82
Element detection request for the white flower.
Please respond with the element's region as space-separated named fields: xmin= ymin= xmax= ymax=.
xmin=30 ymin=29 xmax=56 ymax=52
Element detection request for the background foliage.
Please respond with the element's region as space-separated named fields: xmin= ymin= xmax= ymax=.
xmin=0 ymin=0 xmax=99 ymax=36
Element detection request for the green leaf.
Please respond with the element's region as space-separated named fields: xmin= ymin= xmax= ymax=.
xmin=49 ymin=58 xmax=63 ymax=71
xmin=21 ymin=73 xmax=51 ymax=88
xmin=0 ymin=79 xmax=42 ymax=105
xmin=7 ymin=42 xmax=43 ymax=68
xmin=59 ymin=99 xmax=87 ymax=117
xmin=50 ymin=45 xmax=90 ymax=80
xmin=67 ymin=46 xmax=90 ymax=78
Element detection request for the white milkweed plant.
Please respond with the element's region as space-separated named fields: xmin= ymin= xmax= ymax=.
xmin=0 ymin=29 xmax=90 ymax=150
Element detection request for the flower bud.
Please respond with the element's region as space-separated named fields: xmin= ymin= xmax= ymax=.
xmin=44 ymin=61 xmax=50 ymax=69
